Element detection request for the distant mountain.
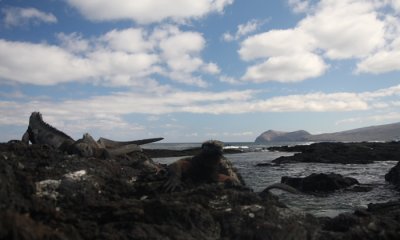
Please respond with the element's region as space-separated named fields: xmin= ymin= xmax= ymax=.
xmin=308 ymin=122 xmax=400 ymax=142
xmin=255 ymin=122 xmax=400 ymax=143
xmin=255 ymin=130 xmax=311 ymax=143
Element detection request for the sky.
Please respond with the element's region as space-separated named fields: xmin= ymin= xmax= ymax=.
xmin=0 ymin=0 xmax=400 ymax=143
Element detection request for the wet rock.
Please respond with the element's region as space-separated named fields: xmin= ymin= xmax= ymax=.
xmin=281 ymin=173 xmax=359 ymax=193
xmin=344 ymin=185 xmax=373 ymax=193
xmin=270 ymin=141 xmax=400 ymax=164
xmin=320 ymin=201 xmax=400 ymax=239
xmin=255 ymin=162 xmax=275 ymax=167
xmin=323 ymin=213 xmax=361 ymax=232
xmin=385 ymin=161 xmax=400 ymax=189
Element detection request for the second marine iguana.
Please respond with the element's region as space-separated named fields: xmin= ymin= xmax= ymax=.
xmin=22 ymin=112 xmax=163 ymax=158
xmin=162 ymin=139 xmax=300 ymax=194
xmin=163 ymin=140 xmax=245 ymax=192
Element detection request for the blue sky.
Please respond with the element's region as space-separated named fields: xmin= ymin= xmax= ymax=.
xmin=1 ymin=0 xmax=400 ymax=143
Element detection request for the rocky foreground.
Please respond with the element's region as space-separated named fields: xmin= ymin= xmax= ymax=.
xmin=1 ymin=141 xmax=400 ymax=239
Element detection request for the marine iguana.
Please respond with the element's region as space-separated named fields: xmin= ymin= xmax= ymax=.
xmin=22 ymin=112 xmax=74 ymax=149
xmin=22 ymin=112 xmax=163 ymax=158
xmin=163 ymin=140 xmax=245 ymax=192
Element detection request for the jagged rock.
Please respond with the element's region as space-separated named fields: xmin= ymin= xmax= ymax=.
xmin=281 ymin=173 xmax=359 ymax=193
xmin=0 ymin=141 xmax=321 ymax=239
xmin=320 ymin=201 xmax=400 ymax=239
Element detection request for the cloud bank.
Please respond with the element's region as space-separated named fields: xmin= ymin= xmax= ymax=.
xmin=0 ymin=25 xmax=219 ymax=87
xmin=1 ymin=84 xmax=399 ymax=135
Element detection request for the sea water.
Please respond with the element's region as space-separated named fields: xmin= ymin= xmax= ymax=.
xmin=147 ymin=142 xmax=400 ymax=217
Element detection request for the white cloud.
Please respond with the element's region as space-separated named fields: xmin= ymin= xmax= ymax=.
xmin=160 ymin=31 xmax=205 ymax=72
xmin=223 ymin=19 xmax=266 ymax=42
xmin=299 ymin=0 xmax=385 ymax=59
xmin=162 ymin=72 xmax=208 ymax=88
xmin=239 ymin=29 xmax=315 ymax=60
xmin=254 ymin=92 xmax=369 ymax=112
xmin=66 ymin=0 xmax=233 ymax=24
xmin=390 ymin=0 xmax=400 ymax=12
xmin=87 ymin=50 xmax=159 ymax=81
xmin=239 ymin=26 xmax=326 ymax=83
xmin=2 ymin=7 xmax=57 ymax=27
xmin=222 ymin=33 xmax=235 ymax=42
xmin=157 ymin=27 xmax=220 ymax=86
xmin=56 ymin=33 xmax=90 ymax=53
xmin=219 ymin=75 xmax=243 ymax=85
xmin=100 ymin=28 xmax=153 ymax=53
xmin=360 ymin=84 xmax=400 ymax=99
xmin=288 ymin=0 xmax=311 ymax=13
xmin=0 ymin=38 xmax=160 ymax=86
xmin=336 ymin=112 xmax=400 ymax=125
xmin=356 ymin=50 xmax=400 ymax=74
xmin=356 ymin=13 xmax=400 ymax=74
xmin=0 ymin=39 xmax=94 ymax=85
xmin=202 ymin=63 xmax=221 ymax=74
xmin=242 ymin=53 xmax=328 ymax=83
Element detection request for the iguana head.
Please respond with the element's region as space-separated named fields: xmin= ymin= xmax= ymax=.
xmin=29 ymin=112 xmax=43 ymax=124
xmin=201 ymin=140 xmax=224 ymax=157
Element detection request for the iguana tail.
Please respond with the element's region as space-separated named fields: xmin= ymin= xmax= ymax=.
xmin=263 ymin=183 xmax=301 ymax=194
xmin=98 ymin=137 xmax=163 ymax=148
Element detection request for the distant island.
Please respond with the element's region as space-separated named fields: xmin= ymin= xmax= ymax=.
xmin=255 ymin=122 xmax=400 ymax=143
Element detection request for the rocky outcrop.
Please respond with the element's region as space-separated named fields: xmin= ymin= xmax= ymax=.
xmin=281 ymin=173 xmax=359 ymax=193
xmin=0 ymin=141 xmax=320 ymax=239
xmin=385 ymin=161 xmax=400 ymax=189
xmin=271 ymin=142 xmax=400 ymax=164
xmin=2 ymin=141 xmax=400 ymax=239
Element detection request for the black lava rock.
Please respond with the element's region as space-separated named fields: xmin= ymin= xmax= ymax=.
xmin=281 ymin=173 xmax=359 ymax=193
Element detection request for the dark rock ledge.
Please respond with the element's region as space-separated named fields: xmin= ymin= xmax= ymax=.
xmin=1 ymin=141 xmax=400 ymax=240
xmin=269 ymin=141 xmax=400 ymax=164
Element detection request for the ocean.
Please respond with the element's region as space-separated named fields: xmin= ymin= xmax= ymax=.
xmin=145 ymin=142 xmax=400 ymax=217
